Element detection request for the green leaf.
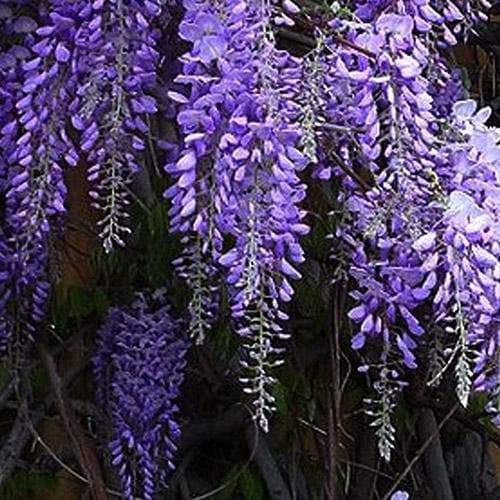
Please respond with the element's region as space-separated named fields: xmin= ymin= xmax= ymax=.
xmin=273 ymin=382 xmax=288 ymax=415
xmin=239 ymin=468 xmax=264 ymax=500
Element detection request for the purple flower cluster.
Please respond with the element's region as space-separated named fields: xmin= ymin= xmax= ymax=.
xmin=215 ymin=1 xmax=307 ymax=431
xmin=169 ymin=0 xmax=307 ymax=430
xmin=355 ymin=0 xmax=492 ymax=41
xmin=71 ymin=0 xmax=162 ymax=252
xmin=165 ymin=0 xmax=230 ymax=344
xmin=310 ymin=10 xmax=439 ymax=383
xmin=309 ymin=0 xmax=499 ymax=459
xmin=0 ymin=2 xmax=32 ymax=190
xmin=0 ymin=0 xmax=497 ymax=476
xmin=435 ymin=100 xmax=499 ymax=419
xmin=94 ymin=291 xmax=189 ymax=500
xmin=0 ymin=3 xmax=31 ymax=351
xmin=339 ymin=12 xmax=440 ymax=368
xmin=0 ymin=1 xmax=80 ymax=340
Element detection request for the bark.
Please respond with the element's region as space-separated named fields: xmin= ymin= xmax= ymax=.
xmin=0 ymin=412 xmax=34 ymax=486
xmin=349 ymin=422 xmax=378 ymax=500
xmin=417 ymin=409 xmax=454 ymax=500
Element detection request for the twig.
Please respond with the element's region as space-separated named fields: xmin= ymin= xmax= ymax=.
xmin=328 ymin=149 xmax=373 ymax=193
xmin=279 ymin=18 xmax=376 ymax=59
xmin=0 ymin=335 xmax=81 ymax=411
xmin=330 ymin=33 xmax=375 ymax=59
xmin=26 ymin=424 xmax=143 ymax=499
xmin=298 ymin=417 xmax=327 ymax=436
xmin=319 ymin=123 xmax=366 ymax=134
xmin=382 ymin=403 xmax=458 ymax=500
xmin=343 ymin=461 xmax=394 ymax=482
xmin=297 ymin=418 xmax=394 ymax=481
xmin=0 ymin=378 xmax=15 ymax=409
xmin=0 ymin=343 xmax=94 ymax=491
xmin=333 ymin=282 xmax=348 ymax=439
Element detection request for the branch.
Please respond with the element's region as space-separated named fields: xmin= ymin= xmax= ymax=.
xmin=325 ymin=282 xmax=346 ymax=500
xmin=382 ymin=404 xmax=458 ymax=500
xmin=0 ymin=405 xmax=34 ymax=486
xmin=410 ymin=394 xmax=500 ymax=448
xmin=37 ymin=343 xmax=107 ymax=500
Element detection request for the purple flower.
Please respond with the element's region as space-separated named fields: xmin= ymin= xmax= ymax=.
xmin=12 ymin=16 xmax=37 ymax=34
xmin=179 ymin=12 xmax=228 ymax=63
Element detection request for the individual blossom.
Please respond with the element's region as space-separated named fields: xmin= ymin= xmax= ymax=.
xmin=390 ymin=491 xmax=410 ymax=500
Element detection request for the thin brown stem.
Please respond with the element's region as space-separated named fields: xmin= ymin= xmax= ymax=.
xmin=325 ymin=282 xmax=342 ymax=500
xmin=328 ymin=149 xmax=373 ymax=194
xmin=382 ymin=403 xmax=458 ymax=500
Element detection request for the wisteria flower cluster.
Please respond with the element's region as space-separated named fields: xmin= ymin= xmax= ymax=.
xmin=72 ymin=0 xmax=162 ymax=252
xmin=169 ymin=0 xmax=307 ymax=431
xmin=438 ymin=100 xmax=500 ymax=421
xmin=94 ymin=290 xmax=189 ymax=500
